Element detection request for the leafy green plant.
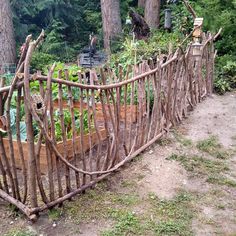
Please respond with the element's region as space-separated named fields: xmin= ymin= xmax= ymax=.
xmin=43 ymin=62 xmax=82 ymax=79
xmin=30 ymin=62 xmax=83 ymax=101
xmin=48 ymin=208 xmax=63 ymax=221
xmin=54 ymin=108 xmax=92 ymax=141
xmin=31 ymin=51 xmax=56 ymax=72
xmin=9 ymin=109 xmax=27 ymax=141
xmin=3 ymin=93 xmax=27 ymax=141
xmin=169 ymin=1 xmax=195 ymax=36
xmin=110 ymin=31 xmax=183 ymax=70
xmin=214 ymin=78 xmax=231 ymax=95
xmin=214 ymin=57 xmax=236 ymax=94
xmin=2 ymin=73 xmax=14 ymax=86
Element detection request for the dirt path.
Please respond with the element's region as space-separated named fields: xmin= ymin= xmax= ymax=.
xmin=1 ymin=92 xmax=236 ymax=236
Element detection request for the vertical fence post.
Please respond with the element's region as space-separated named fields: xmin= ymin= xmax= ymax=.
xmin=24 ymin=98 xmax=38 ymax=208
xmin=24 ymin=43 xmax=38 ymax=209
xmin=209 ymin=39 xmax=215 ymax=96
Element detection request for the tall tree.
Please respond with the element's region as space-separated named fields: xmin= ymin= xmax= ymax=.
xmin=101 ymin=0 xmax=122 ymax=51
xmin=0 ymin=0 xmax=16 ymax=66
xmin=145 ymin=0 xmax=161 ymax=29
xmin=138 ymin=0 xmax=146 ymax=8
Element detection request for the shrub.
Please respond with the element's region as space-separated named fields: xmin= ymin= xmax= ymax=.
xmin=31 ymin=52 xmax=56 ymax=72
xmin=214 ymin=78 xmax=231 ymax=95
xmin=214 ymin=55 xmax=236 ymax=94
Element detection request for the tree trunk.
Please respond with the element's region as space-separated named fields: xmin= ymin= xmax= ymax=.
xmin=145 ymin=0 xmax=161 ymax=29
xmin=0 ymin=0 xmax=16 ymax=68
xmin=138 ymin=0 xmax=146 ymax=8
xmin=101 ymin=0 xmax=122 ymax=51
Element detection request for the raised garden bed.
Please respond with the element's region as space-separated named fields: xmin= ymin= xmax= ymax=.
xmin=3 ymin=128 xmax=107 ymax=174
xmin=53 ymin=100 xmax=138 ymax=124
xmin=2 ymin=98 xmax=138 ymax=174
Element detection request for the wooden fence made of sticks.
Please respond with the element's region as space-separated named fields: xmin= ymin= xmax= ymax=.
xmin=0 ymin=31 xmax=217 ymax=220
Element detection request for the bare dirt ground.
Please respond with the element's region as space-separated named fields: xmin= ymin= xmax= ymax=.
xmin=1 ymin=92 xmax=236 ymax=236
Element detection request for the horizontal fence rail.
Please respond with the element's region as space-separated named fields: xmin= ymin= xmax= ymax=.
xmin=0 ymin=31 xmax=216 ymax=220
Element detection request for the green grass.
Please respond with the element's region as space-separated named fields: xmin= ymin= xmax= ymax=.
xmin=101 ymin=191 xmax=195 ymax=236
xmin=154 ymin=220 xmax=193 ymax=235
xmin=173 ymin=131 xmax=193 ymax=147
xmin=217 ymin=204 xmax=226 ymax=210
xmin=147 ymin=192 xmax=195 ymax=236
xmin=168 ymin=153 xmax=236 ymax=189
xmin=3 ymin=229 xmax=36 ymax=236
xmin=196 ymin=136 xmax=230 ymax=159
xmin=5 ymin=204 xmax=20 ymax=218
xmin=157 ymin=137 xmax=173 ymax=146
xmin=207 ymin=175 xmax=236 ymax=188
xmin=48 ymin=208 xmax=63 ymax=221
xmin=102 ymin=210 xmax=143 ymax=236
xmin=120 ymin=180 xmax=137 ymax=188
xmin=65 ymin=183 xmax=140 ymax=224
xmin=168 ymin=154 xmax=229 ymax=176
xmin=66 ymin=179 xmax=195 ymax=236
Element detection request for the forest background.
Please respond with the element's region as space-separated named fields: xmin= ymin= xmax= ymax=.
xmin=3 ymin=0 xmax=236 ymax=93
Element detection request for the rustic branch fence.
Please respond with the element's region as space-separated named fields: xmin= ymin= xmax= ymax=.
xmin=0 ymin=31 xmax=216 ymax=220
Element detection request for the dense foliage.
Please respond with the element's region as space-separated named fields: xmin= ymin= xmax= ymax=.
xmin=11 ymin=0 xmax=236 ymax=94
xmin=11 ymin=0 xmax=102 ymax=61
xmin=192 ymin=0 xmax=236 ymax=93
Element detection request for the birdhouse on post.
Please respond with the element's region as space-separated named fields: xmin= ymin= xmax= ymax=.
xmin=164 ymin=9 xmax=172 ymax=30
xmin=192 ymin=18 xmax=204 ymax=60
xmin=193 ymin=17 xmax=203 ymax=42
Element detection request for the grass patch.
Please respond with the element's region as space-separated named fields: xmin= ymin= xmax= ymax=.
xmin=173 ymin=130 xmax=192 ymax=146
xmin=180 ymin=138 xmax=193 ymax=147
xmin=168 ymin=154 xmax=229 ymax=176
xmin=154 ymin=220 xmax=193 ymax=235
xmin=157 ymin=137 xmax=173 ymax=146
xmin=3 ymin=229 xmax=36 ymax=236
xmin=196 ymin=136 xmax=230 ymax=159
xmin=217 ymin=204 xmax=226 ymax=210
xmin=6 ymin=204 xmax=20 ymax=218
xmin=102 ymin=191 xmax=195 ymax=236
xmin=102 ymin=210 xmax=143 ymax=236
xmin=65 ymin=177 xmax=195 ymax=235
xmin=65 ymin=183 xmax=140 ymax=224
xmin=168 ymin=152 xmax=236 ymax=189
xmin=173 ymin=131 xmax=193 ymax=147
xmin=147 ymin=192 xmax=195 ymax=236
xmin=120 ymin=180 xmax=137 ymax=188
xmin=207 ymin=175 xmax=236 ymax=188
xmin=48 ymin=208 xmax=63 ymax=221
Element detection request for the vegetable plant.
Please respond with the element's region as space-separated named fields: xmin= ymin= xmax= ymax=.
xmin=54 ymin=108 xmax=93 ymax=142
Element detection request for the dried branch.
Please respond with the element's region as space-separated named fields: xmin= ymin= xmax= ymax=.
xmin=182 ymin=0 xmax=197 ymax=19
